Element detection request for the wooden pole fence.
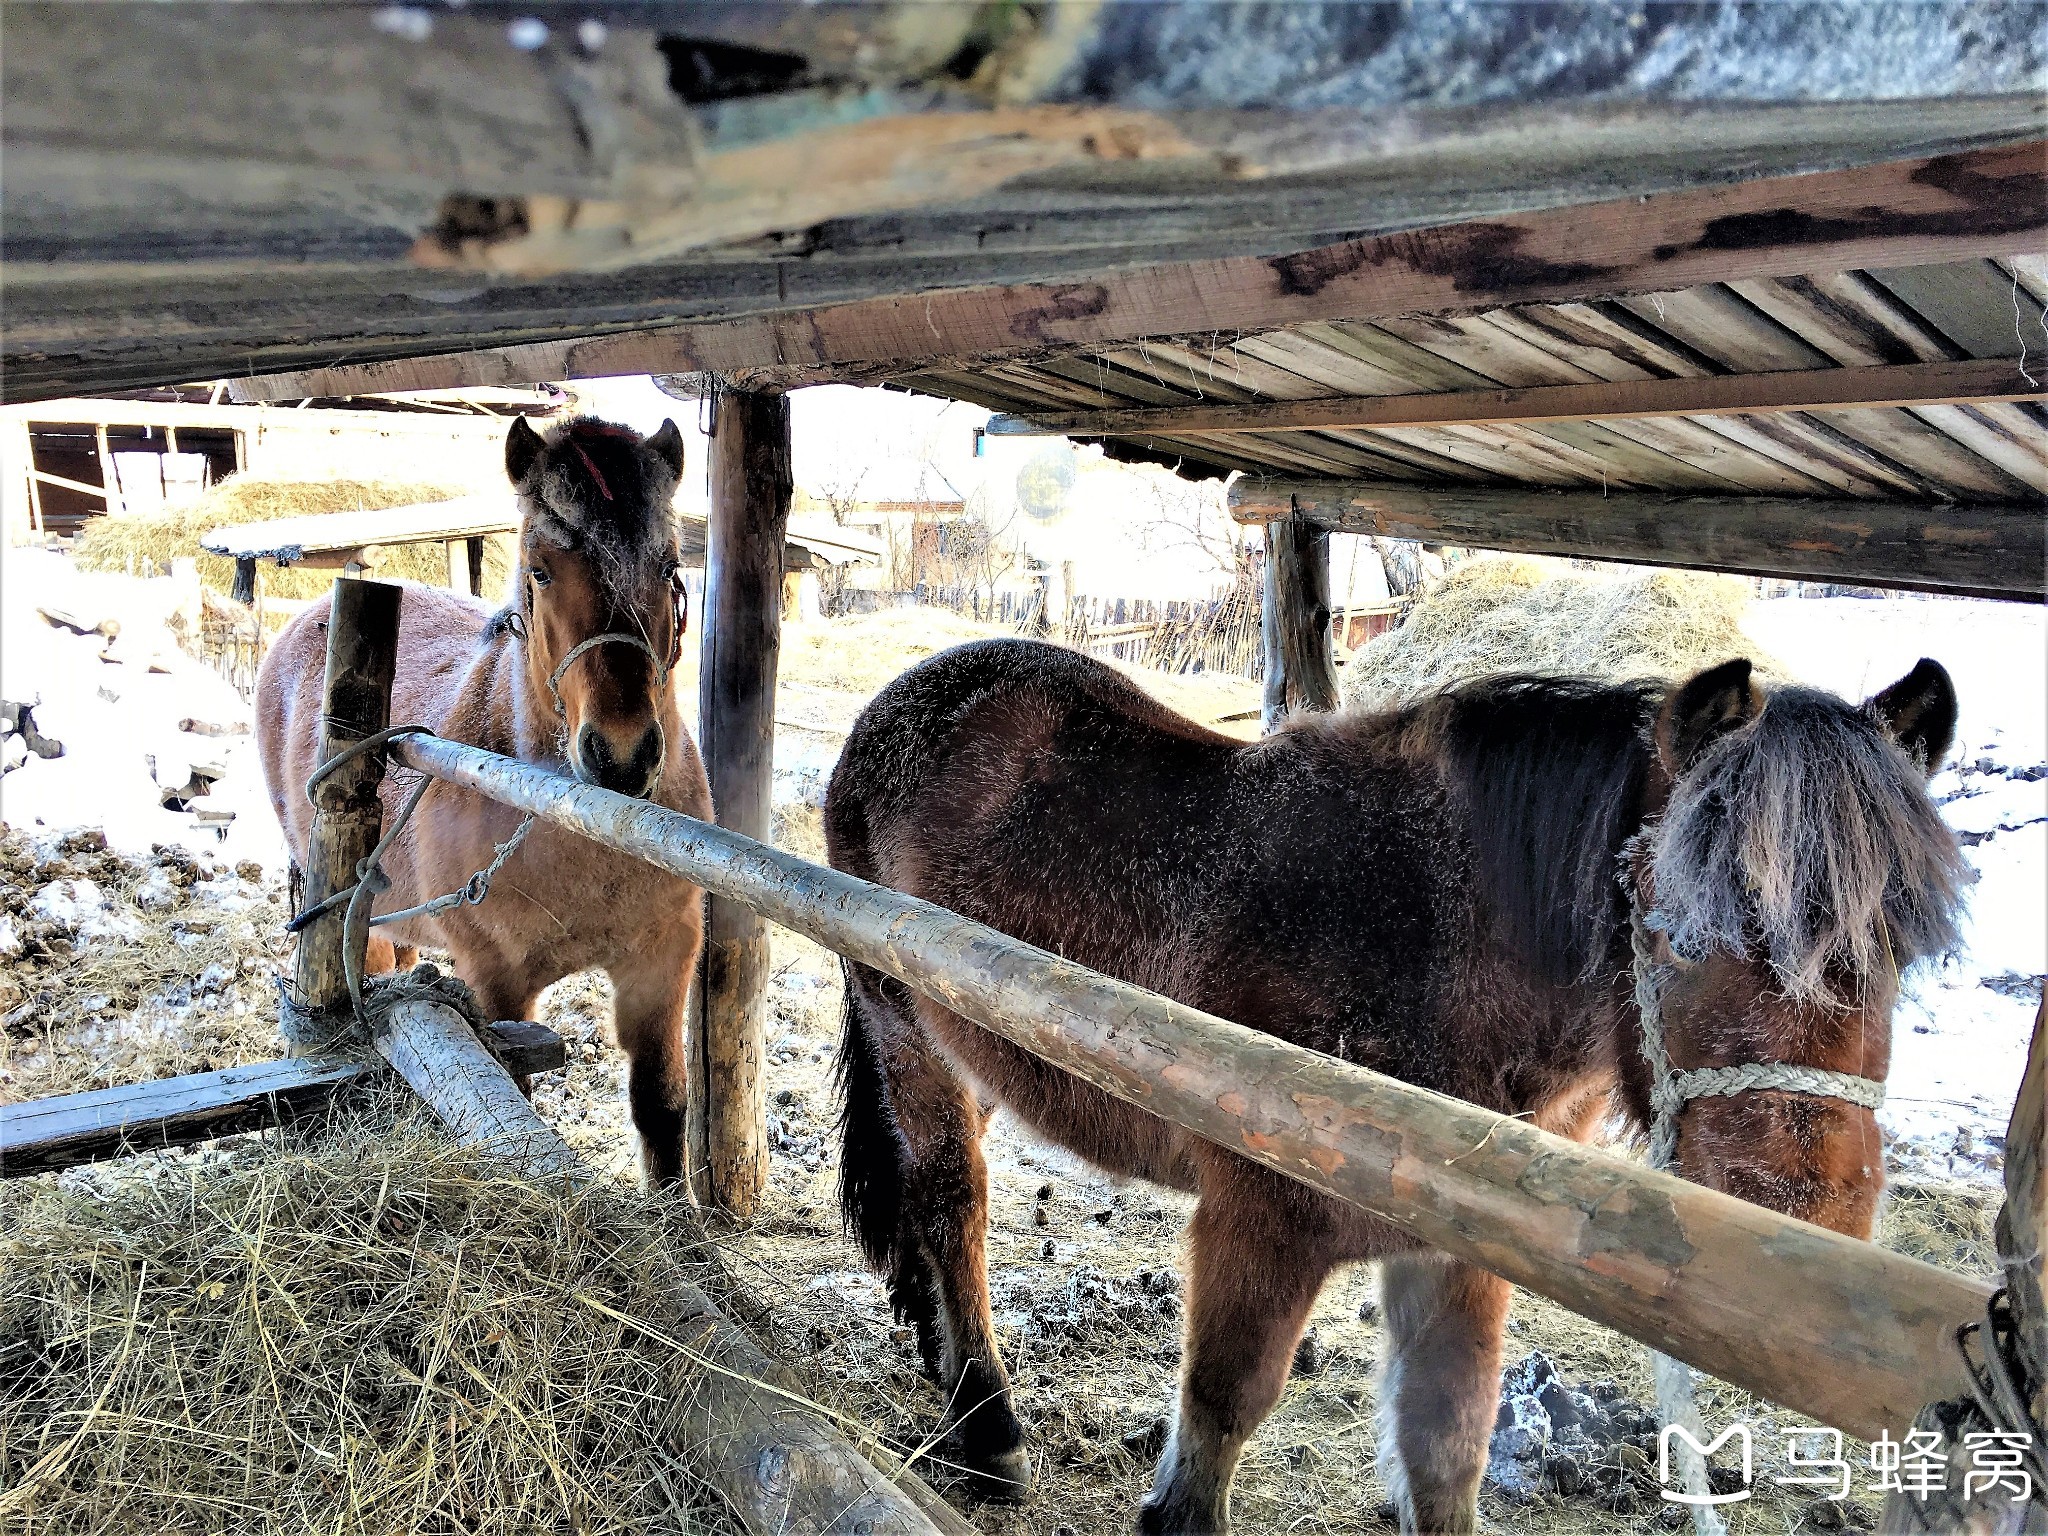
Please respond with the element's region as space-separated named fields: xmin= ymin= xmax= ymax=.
xmin=393 ymin=731 xmax=1992 ymax=1444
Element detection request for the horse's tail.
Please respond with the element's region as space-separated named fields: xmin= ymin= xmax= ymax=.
xmin=833 ymin=958 xmax=941 ymax=1375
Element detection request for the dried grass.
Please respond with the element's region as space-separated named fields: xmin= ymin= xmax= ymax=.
xmin=0 ymin=1096 xmax=740 ymax=1536
xmin=1342 ymin=558 xmax=1786 ymax=712
xmin=72 ymin=477 xmax=514 ymax=604
xmin=778 ymin=607 xmax=1008 ymax=697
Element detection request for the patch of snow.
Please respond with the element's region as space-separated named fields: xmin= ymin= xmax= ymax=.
xmin=32 ymin=877 xmax=145 ymax=943
xmin=133 ymin=866 xmax=183 ymax=912
xmin=1 ymin=548 xmax=286 ymax=874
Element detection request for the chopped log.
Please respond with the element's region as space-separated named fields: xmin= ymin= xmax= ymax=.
xmin=375 ymin=997 xmax=969 ymax=1536
xmin=1259 ymin=517 xmax=1339 ymax=732
xmin=394 ymin=732 xmax=1993 ymax=1443
xmin=1229 ymin=481 xmax=2046 ymax=602
xmin=982 ymin=358 xmax=2048 ymax=437
xmin=0 ymin=1024 xmax=568 ymax=1178
xmin=690 ymin=390 xmax=790 ymax=1215
xmin=289 ymin=578 xmax=401 ymax=1045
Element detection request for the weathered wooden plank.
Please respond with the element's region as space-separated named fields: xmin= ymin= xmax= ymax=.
xmin=202 ymin=498 xmax=515 ymax=564
xmin=690 ymin=390 xmax=789 ymax=1216
xmin=227 ymin=144 xmax=2048 ymax=401
xmin=290 ymin=578 xmax=402 ymax=1046
xmin=394 ymin=731 xmax=1994 ymax=1445
xmin=1228 ymin=481 xmax=2045 ymax=601
xmin=0 ymin=1058 xmax=366 ymax=1177
xmin=982 ymin=358 xmax=2047 ymax=437
xmin=1259 ymin=518 xmax=1338 ymax=732
xmin=0 ymin=1023 xmax=566 ymax=1177
xmin=374 ymin=999 xmax=968 ymax=1536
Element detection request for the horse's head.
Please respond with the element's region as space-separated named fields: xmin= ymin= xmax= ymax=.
xmin=504 ymin=414 xmax=688 ymax=797
xmin=1631 ymin=657 xmax=1966 ymax=1237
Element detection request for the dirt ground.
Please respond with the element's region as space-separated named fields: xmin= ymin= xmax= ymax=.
xmin=0 ymin=602 xmax=2011 ymax=1536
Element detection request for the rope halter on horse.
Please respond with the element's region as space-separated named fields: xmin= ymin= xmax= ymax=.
xmin=544 ymin=630 xmax=672 ymax=721
xmin=1625 ymin=885 xmax=1887 ymax=1536
xmin=1626 ymin=901 xmax=1887 ymax=1172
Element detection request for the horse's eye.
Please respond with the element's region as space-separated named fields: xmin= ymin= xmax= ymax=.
xmin=529 ymin=566 xmax=552 ymax=589
xmin=663 ymin=560 xmax=683 ymax=587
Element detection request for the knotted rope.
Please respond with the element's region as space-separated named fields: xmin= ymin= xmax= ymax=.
xmin=1628 ymin=902 xmax=1888 ymax=1536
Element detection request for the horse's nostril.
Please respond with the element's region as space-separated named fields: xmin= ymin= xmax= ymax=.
xmin=575 ymin=724 xmax=663 ymax=796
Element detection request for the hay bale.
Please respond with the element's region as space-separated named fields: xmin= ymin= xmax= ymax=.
xmin=1341 ymin=558 xmax=1786 ymax=712
xmin=0 ymin=1101 xmax=741 ymax=1534
xmin=73 ymin=477 xmax=516 ymax=605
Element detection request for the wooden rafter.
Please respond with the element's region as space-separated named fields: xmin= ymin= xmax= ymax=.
xmin=1228 ymin=480 xmax=2046 ymax=601
xmin=982 ymin=358 xmax=2048 ymax=438
xmin=226 ymin=142 xmax=2046 ymax=403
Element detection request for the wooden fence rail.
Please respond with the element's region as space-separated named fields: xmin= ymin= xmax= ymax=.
xmin=393 ymin=731 xmax=1991 ymax=1444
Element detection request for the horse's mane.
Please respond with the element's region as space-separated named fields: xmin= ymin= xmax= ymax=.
xmin=1424 ymin=672 xmax=1966 ymax=1001
xmin=1652 ymin=685 xmax=1967 ymax=1002
xmin=1433 ymin=675 xmax=1658 ymax=986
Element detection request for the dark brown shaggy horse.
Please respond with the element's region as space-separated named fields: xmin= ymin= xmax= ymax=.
xmin=824 ymin=638 xmax=1964 ymax=1534
xmin=259 ymin=416 xmax=712 ymax=1185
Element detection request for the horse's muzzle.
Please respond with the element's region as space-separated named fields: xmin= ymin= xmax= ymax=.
xmin=575 ymin=722 xmax=665 ymax=799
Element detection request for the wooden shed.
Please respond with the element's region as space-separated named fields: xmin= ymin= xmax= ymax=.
xmin=3 ymin=5 xmax=2043 ymax=1531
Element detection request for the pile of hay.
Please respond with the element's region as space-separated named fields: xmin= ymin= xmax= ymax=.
xmin=0 ymin=1101 xmax=741 ymax=1535
xmin=1341 ymin=558 xmax=1786 ymax=711
xmin=72 ymin=477 xmax=516 ymax=604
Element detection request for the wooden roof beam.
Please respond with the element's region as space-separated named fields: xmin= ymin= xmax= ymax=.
xmin=983 ymin=358 xmax=2048 ymax=438
xmin=227 ymin=141 xmax=2046 ymax=404
xmin=1228 ymin=480 xmax=2045 ymax=602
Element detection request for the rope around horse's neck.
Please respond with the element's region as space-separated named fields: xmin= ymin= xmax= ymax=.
xmin=1627 ymin=904 xmax=1886 ymax=1536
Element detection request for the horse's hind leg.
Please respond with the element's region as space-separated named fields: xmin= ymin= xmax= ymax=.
xmin=1376 ymin=1254 xmax=1512 ymax=1535
xmin=1142 ymin=1168 xmax=1341 ymax=1535
xmin=839 ymin=963 xmax=1027 ymax=1496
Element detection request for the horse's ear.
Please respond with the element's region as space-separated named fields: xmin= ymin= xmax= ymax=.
xmin=646 ymin=419 xmax=685 ymax=479
xmin=1657 ymin=658 xmax=1760 ymax=775
xmin=506 ymin=416 xmax=546 ymax=488
xmin=1866 ymin=657 xmax=1957 ymax=773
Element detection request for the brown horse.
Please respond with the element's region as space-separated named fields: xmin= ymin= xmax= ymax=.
xmin=824 ymin=638 xmax=1965 ymax=1534
xmin=258 ymin=415 xmax=712 ymax=1185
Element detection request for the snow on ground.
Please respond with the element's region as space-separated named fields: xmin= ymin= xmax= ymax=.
xmin=1745 ymin=596 xmax=2045 ymax=1182
xmin=2 ymin=549 xmax=288 ymax=875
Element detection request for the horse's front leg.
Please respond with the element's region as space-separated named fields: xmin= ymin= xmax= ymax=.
xmin=609 ymin=954 xmax=693 ymax=1189
xmin=1143 ymin=1168 xmax=1341 ymax=1536
xmin=1376 ymin=1254 xmax=1512 ymax=1535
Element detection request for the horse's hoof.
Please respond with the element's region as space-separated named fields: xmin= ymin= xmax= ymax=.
xmin=955 ymin=1446 xmax=1032 ymax=1503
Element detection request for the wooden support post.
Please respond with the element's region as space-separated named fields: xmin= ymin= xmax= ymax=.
xmin=1881 ymin=1002 xmax=2046 ymax=1532
xmin=689 ymin=389 xmax=790 ymax=1215
xmin=443 ymin=535 xmax=486 ymax=595
xmin=1260 ymin=514 xmax=1339 ymax=733
xmin=289 ymin=577 xmax=401 ymax=1048
xmin=375 ymin=997 xmax=969 ymax=1536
